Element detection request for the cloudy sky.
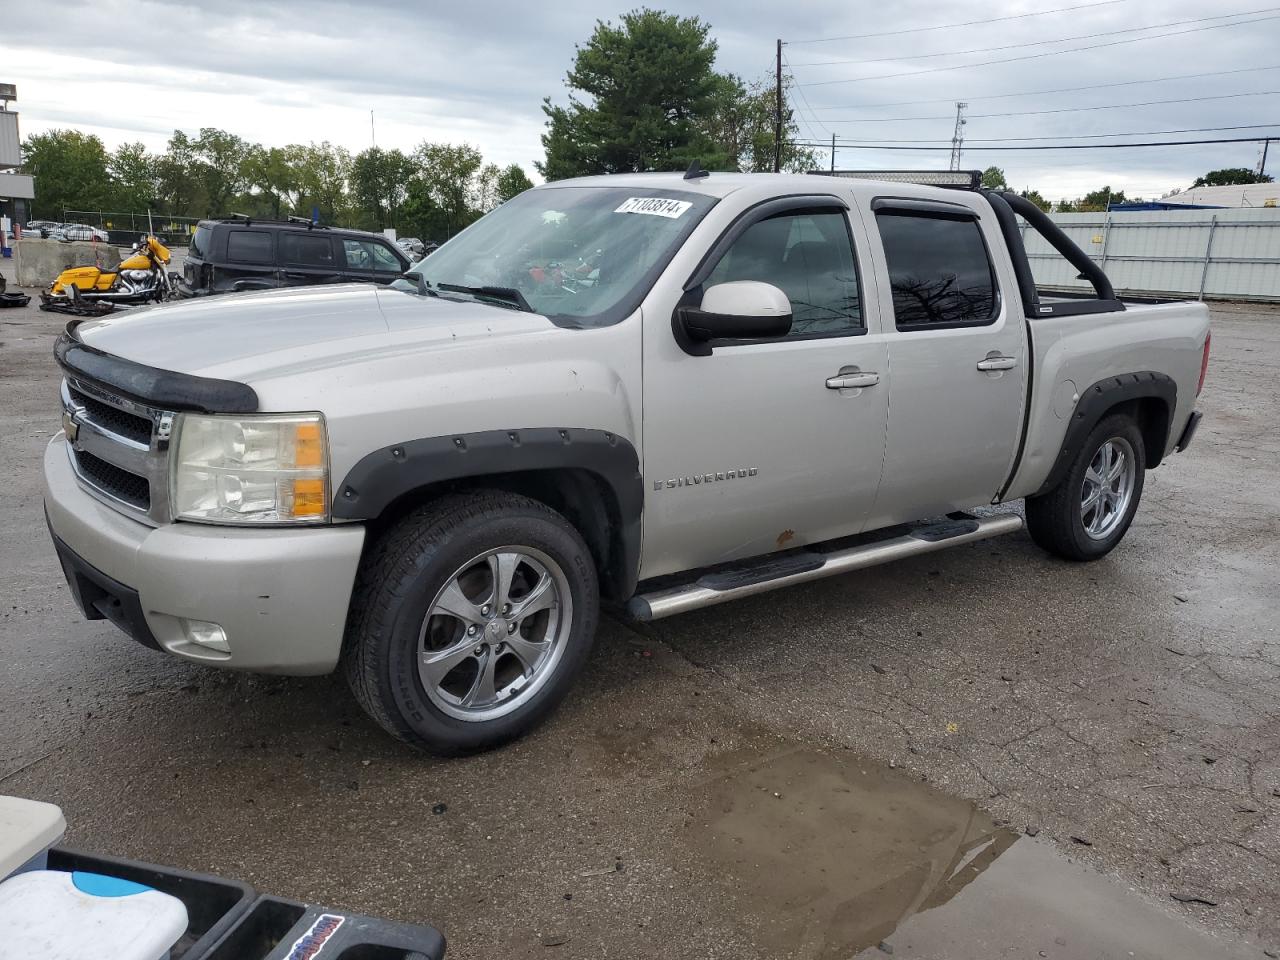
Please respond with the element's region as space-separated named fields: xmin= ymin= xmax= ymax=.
xmin=7 ymin=0 xmax=1279 ymax=200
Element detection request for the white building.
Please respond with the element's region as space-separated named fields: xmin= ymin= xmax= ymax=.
xmin=1160 ymin=182 xmax=1280 ymax=208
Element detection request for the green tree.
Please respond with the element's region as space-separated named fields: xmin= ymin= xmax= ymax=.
xmin=705 ymin=73 xmax=817 ymax=173
xmin=1192 ymin=167 xmax=1273 ymax=187
xmin=496 ymin=163 xmax=535 ymax=202
xmin=1019 ymin=188 xmax=1051 ymax=212
xmin=350 ymin=147 xmax=414 ymax=229
xmin=413 ymin=142 xmax=487 ymax=237
xmin=980 ymin=166 xmax=1008 ymax=190
xmin=108 ymin=142 xmax=158 ymax=212
xmin=1078 ymin=186 xmax=1125 ymax=211
xmin=294 ymin=142 xmax=353 ymax=224
xmin=157 ymin=131 xmax=201 ymax=216
xmin=538 ymin=9 xmax=733 ymax=179
xmin=190 ymin=128 xmax=254 ymax=216
xmin=245 ymin=145 xmax=303 ymax=219
xmin=20 ymin=129 xmax=111 ymax=219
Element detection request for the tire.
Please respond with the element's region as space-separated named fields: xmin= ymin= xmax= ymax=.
xmin=343 ymin=491 xmax=599 ymax=755
xmin=1025 ymin=413 xmax=1147 ymax=561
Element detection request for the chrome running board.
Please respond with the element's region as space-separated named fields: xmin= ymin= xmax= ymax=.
xmin=626 ymin=513 xmax=1024 ymax=621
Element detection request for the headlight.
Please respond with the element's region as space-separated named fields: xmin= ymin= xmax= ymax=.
xmin=172 ymin=413 xmax=330 ymax=524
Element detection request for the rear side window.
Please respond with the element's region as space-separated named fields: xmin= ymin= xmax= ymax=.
xmin=280 ymin=233 xmax=336 ymax=266
xmin=705 ymin=210 xmax=862 ymax=338
xmin=877 ymin=213 xmax=998 ymax=328
xmin=189 ymin=225 xmax=212 ymax=260
xmin=227 ymin=230 xmax=274 ymax=264
xmin=342 ymin=238 xmax=403 ymax=273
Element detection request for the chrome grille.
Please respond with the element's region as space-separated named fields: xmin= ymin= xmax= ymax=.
xmin=61 ymin=377 xmax=173 ymax=524
xmin=67 ymin=385 xmax=152 ymax=446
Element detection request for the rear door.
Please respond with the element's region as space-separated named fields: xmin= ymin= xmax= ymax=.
xmin=862 ymin=197 xmax=1027 ymax=528
xmin=219 ymin=228 xmax=278 ymax=291
xmin=278 ymin=231 xmax=341 ymax=286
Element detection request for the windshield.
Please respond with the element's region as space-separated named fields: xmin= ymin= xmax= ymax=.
xmin=404 ymin=186 xmax=717 ymax=326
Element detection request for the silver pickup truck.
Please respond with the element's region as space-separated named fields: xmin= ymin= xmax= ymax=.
xmin=43 ymin=170 xmax=1210 ymax=754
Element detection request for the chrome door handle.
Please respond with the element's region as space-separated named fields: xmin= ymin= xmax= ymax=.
xmin=826 ymin=371 xmax=880 ymax=390
xmin=976 ymin=356 xmax=1018 ymax=371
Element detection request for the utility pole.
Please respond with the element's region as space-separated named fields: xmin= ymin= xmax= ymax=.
xmin=774 ymin=39 xmax=783 ymax=173
xmin=949 ymin=102 xmax=968 ymax=171
xmin=831 ymin=133 xmax=836 ymax=172
xmin=371 ymin=110 xmax=376 ymax=149
xmin=1260 ymin=138 xmax=1271 ymax=179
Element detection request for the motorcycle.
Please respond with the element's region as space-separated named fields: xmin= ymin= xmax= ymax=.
xmin=43 ymin=234 xmax=174 ymax=308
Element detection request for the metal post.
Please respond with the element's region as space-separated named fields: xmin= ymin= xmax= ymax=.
xmin=1099 ymin=207 xmax=1112 ymax=268
xmin=1198 ymin=215 xmax=1219 ymax=301
xmin=774 ymin=39 xmax=783 ymax=173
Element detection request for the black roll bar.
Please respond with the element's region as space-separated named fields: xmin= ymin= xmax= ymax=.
xmin=996 ymin=191 xmax=1117 ymax=301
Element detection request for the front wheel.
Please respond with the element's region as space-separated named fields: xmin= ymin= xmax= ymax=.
xmin=343 ymin=492 xmax=599 ymax=755
xmin=1026 ymin=414 xmax=1146 ymax=561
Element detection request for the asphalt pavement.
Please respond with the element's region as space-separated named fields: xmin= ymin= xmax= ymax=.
xmin=1 ymin=290 xmax=1277 ymax=959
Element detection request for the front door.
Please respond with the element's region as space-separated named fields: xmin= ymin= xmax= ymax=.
xmin=862 ymin=199 xmax=1027 ymax=529
xmin=640 ymin=201 xmax=890 ymax=580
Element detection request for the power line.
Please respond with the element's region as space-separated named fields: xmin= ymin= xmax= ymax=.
xmin=827 ymin=123 xmax=1280 ymax=144
xmin=811 ymin=64 xmax=1280 ymax=111
xmin=790 ymin=6 xmax=1280 ymax=68
xmin=781 ymin=50 xmax=829 ymax=140
xmin=787 ymin=0 xmax=1129 ymax=44
xmin=791 ymin=136 xmax=1280 ymax=152
xmin=816 ymin=89 xmax=1280 ymax=123
xmin=797 ymin=13 xmax=1280 ymax=86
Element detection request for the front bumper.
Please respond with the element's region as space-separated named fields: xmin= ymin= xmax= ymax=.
xmin=43 ymin=435 xmax=366 ymax=675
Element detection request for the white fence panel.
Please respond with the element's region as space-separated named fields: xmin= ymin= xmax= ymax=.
xmin=1022 ymin=208 xmax=1280 ymax=301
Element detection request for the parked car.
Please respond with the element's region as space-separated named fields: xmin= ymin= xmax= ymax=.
xmin=51 ymin=223 xmax=109 ymax=243
xmin=396 ymin=236 xmax=426 ymax=259
xmin=25 ymin=219 xmax=61 ymax=238
xmin=43 ymin=171 xmax=1210 ymax=755
xmin=182 ymin=218 xmax=411 ymax=294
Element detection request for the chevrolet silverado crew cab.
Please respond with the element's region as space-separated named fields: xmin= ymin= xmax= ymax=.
xmin=44 ymin=170 xmax=1211 ymax=755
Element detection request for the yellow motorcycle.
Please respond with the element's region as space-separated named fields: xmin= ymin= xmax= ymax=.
xmin=44 ymin=234 xmax=174 ymax=308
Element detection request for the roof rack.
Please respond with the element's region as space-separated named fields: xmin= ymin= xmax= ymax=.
xmin=212 ymin=215 xmax=330 ymax=229
xmin=810 ymin=170 xmax=982 ymax=190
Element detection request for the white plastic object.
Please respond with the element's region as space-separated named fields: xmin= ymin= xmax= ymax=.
xmin=0 ymin=795 xmax=66 ymax=877
xmin=0 ymin=870 xmax=189 ymax=960
xmin=700 ymin=280 xmax=791 ymax=318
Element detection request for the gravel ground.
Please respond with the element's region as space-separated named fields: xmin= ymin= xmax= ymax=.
xmin=1 ymin=292 xmax=1276 ymax=958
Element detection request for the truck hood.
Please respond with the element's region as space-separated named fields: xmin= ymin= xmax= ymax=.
xmin=72 ymin=284 xmax=556 ymax=383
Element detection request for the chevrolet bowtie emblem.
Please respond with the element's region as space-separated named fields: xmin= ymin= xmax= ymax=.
xmin=63 ymin=410 xmax=80 ymax=444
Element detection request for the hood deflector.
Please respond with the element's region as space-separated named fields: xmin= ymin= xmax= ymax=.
xmin=55 ymin=321 xmax=259 ymax=413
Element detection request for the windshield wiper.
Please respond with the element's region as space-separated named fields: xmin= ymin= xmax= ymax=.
xmin=436 ymin=283 xmax=533 ymax=312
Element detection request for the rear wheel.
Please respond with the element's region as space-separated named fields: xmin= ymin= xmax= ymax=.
xmin=1026 ymin=414 xmax=1146 ymax=561
xmin=344 ymin=492 xmax=599 ymax=755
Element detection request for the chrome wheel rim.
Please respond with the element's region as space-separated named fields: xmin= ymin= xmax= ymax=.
xmin=417 ymin=546 xmax=571 ymax=722
xmin=1080 ymin=437 xmax=1136 ymax=541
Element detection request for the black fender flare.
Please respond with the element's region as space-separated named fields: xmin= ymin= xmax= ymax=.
xmin=332 ymin=427 xmax=644 ymax=596
xmin=1035 ymin=371 xmax=1176 ymax=497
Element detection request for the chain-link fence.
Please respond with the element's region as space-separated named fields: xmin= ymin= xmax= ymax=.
xmin=60 ymin=210 xmax=200 ymax=248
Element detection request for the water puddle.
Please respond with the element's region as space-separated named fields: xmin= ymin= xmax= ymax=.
xmin=689 ymin=747 xmax=1252 ymax=960
xmin=689 ymin=747 xmax=1015 ymax=958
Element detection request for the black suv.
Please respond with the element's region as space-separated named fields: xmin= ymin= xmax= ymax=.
xmin=184 ymin=218 xmax=412 ymax=294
